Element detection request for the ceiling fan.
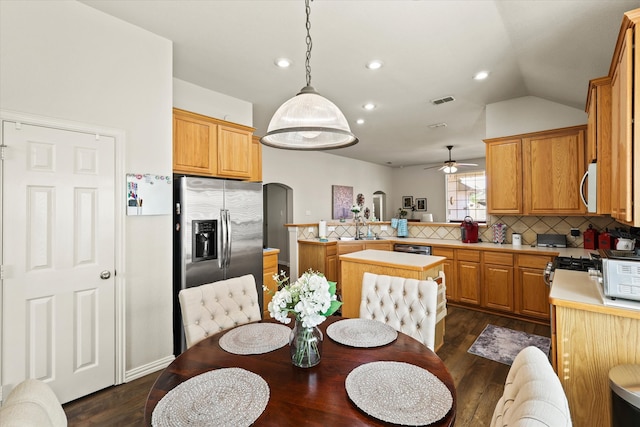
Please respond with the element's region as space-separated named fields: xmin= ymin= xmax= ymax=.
xmin=424 ymin=145 xmax=478 ymax=173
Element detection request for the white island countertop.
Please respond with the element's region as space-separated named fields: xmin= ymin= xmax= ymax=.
xmin=550 ymin=269 xmax=640 ymax=319
xmin=339 ymin=249 xmax=446 ymax=272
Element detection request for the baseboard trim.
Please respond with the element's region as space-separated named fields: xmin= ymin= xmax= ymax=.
xmin=124 ymin=355 xmax=174 ymax=383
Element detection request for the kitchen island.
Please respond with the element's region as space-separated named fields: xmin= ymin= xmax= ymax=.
xmin=339 ymin=249 xmax=447 ymax=350
xmin=549 ymin=270 xmax=640 ymax=427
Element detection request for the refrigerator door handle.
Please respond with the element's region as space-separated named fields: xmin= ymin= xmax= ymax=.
xmin=219 ymin=209 xmax=228 ymax=269
xmin=225 ymin=210 xmax=232 ymax=268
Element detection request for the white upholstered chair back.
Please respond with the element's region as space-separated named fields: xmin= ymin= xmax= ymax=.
xmin=491 ymin=346 xmax=572 ymax=427
xmin=359 ymin=272 xmax=440 ymax=350
xmin=178 ymin=274 xmax=261 ymax=348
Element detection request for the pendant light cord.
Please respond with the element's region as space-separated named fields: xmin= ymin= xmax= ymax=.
xmin=305 ymin=0 xmax=313 ymax=87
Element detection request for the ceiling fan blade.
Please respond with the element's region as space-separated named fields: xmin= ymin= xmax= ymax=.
xmin=455 ymin=162 xmax=478 ymax=167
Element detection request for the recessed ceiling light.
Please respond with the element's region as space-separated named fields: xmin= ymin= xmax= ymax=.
xmin=363 ymin=103 xmax=376 ymax=110
xmin=274 ymin=58 xmax=291 ymax=68
xmin=473 ymin=71 xmax=489 ymax=80
xmin=356 ymin=119 xmax=365 ymax=125
xmin=366 ymin=60 xmax=383 ymax=70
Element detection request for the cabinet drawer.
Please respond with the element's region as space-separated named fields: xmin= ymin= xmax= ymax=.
xmin=338 ymin=243 xmax=365 ymax=254
xmin=325 ymin=245 xmax=337 ymax=257
xmin=432 ymin=247 xmax=455 ymax=258
xmin=263 ymin=253 xmax=278 ymax=270
xmin=516 ymin=254 xmax=553 ymax=269
xmin=457 ymin=249 xmax=480 ymax=262
xmin=483 ymin=251 xmax=513 ymax=266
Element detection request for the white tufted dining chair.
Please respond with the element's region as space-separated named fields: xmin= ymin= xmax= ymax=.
xmin=178 ymin=274 xmax=261 ymax=348
xmin=491 ymin=346 xmax=572 ymax=427
xmin=359 ymin=272 xmax=441 ymax=351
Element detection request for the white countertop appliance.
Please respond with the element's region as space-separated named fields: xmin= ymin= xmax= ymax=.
xmin=601 ymin=250 xmax=640 ymax=302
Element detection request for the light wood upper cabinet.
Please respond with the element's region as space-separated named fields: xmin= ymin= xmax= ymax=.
xmin=585 ymin=77 xmax=612 ymax=214
xmin=610 ymin=27 xmax=634 ymax=223
xmin=173 ymin=110 xmax=217 ymax=176
xmin=485 ymin=138 xmax=523 ymax=214
xmin=522 ymin=126 xmax=587 ymax=215
xmin=173 ymin=108 xmax=256 ymax=180
xmin=485 ymin=126 xmax=587 ymax=216
xmin=249 ymin=136 xmax=262 ymax=182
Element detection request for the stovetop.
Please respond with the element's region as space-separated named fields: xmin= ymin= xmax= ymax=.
xmin=553 ymin=256 xmax=599 ymax=272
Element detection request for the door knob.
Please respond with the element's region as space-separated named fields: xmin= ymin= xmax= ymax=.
xmin=100 ymin=270 xmax=111 ymax=280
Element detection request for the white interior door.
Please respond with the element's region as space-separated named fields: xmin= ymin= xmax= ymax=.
xmin=1 ymin=121 xmax=116 ymax=403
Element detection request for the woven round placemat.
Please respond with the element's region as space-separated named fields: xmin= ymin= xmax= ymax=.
xmin=345 ymin=361 xmax=453 ymax=426
xmin=152 ymin=368 xmax=269 ymax=427
xmin=219 ymin=323 xmax=291 ymax=355
xmin=326 ymin=318 xmax=397 ymax=347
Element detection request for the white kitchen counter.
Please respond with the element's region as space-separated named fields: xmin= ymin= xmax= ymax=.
xmin=338 ymin=249 xmax=446 ymax=271
xmin=299 ymin=236 xmax=595 ymax=258
xmin=550 ymin=269 xmax=640 ymax=318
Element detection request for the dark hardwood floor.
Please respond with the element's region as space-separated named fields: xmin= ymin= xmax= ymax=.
xmin=63 ymin=306 xmax=550 ymax=426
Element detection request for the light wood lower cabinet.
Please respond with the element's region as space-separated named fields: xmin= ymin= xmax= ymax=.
xmin=482 ymin=252 xmax=514 ymax=313
xmin=262 ymin=249 xmax=280 ymax=318
xmin=515 ymin=254 xmax=553 ymax=320
xmin=456 ymin=250 xmax=481 ymax=305
xmin=553 ymin=305 xmax=640 ymax=427
xmin=297 ymin=242 xmax=338 ymax=282
xmin=432 ymin=247 xmax=456 ymax=302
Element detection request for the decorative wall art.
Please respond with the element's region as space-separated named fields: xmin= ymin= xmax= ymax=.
xmin=402 ymin=196 xmax=413 ymax=209
xmin=126 ymin=173 xmax=172 ymax=216
xmin=416 ymin=198 xmax=427 ymax=211
xmin=332 ymin=185 xmax=354 ymax=220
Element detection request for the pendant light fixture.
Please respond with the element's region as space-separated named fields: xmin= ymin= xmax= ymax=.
xmin=260 ymin=0 xmax=358 ymax=150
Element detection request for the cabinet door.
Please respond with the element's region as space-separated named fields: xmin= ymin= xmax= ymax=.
xmin=326 ymin=255 xmax=337 ymax=283
xmin=483 ymin=264 xmax=514 ymax=312
xmin=523 ymin=127 xmax=587 ymax=215
xmin=485 ymin=139 xmax=523 ymax=214
xmin=173 ymin=111 xmax=217 ymax=175
xmin=249 ymin=135 xmax=262 ymax=182
xmin=610 ymin=28 xmax=633 ymax=223
xmin=457 ymin=261 xmax=480 ymax=305
xmin=516 ymin=267 xmax=550 ymax=320
xmin=262 ymin=252 xmax=279 ymax=318
xmin=217 ymin=125 xmax=252 ymax=179
xmin=432 ymin=247 xmax=456 ymax=302
xmin=586 ymin=85 xmax=597 ymax=163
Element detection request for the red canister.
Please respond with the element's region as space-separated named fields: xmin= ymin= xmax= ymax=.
xmin=598 ymin=229 xmax=615 ymax=250
xmin=583 ymin=224 xmax=599 ymax=250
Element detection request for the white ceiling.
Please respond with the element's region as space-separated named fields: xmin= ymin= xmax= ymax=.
xmin=81 ymin=0 xmax=638 ymax=167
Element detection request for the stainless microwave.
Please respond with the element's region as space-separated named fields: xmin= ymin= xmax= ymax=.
xmin=580 ymin=162 xmax=597 ymax=213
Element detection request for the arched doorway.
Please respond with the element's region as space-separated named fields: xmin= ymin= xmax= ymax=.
xmin=263 ymin=183 xmax=293 ymax=272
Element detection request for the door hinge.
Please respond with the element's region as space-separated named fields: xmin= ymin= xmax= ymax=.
xmin=0 ymin=265 xmax=4 ymax=280
xmin=0 ymin=144 xmax=6 ymax=160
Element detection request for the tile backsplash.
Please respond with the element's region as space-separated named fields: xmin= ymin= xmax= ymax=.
xmin=297 ymin=215 xmax=625 ymax=248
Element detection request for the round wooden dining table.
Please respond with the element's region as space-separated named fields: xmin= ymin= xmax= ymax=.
xmin=145 ymin=316 xmax=456 ymax=426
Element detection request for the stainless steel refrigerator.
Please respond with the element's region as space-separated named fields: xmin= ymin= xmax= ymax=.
xmin=173 ymin=176 xmax=263 ymax=354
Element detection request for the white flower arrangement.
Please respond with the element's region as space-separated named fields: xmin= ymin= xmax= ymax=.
xmin=350 ymin=204 xmax=361 ymax=214
xmin=267 ymin=269 xmax=342 ymax=328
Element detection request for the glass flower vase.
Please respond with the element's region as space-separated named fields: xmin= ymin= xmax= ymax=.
xmin=289 ymin=319 xmax=323 ymax=368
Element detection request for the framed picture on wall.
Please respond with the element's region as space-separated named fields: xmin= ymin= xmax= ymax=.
xmin=402 ymin=196 xmax=413 ymax=209
xmin=332 ymin=185 xmax=354 ymax=219
xmin=416 ymin=198 xmax=427 ymax=211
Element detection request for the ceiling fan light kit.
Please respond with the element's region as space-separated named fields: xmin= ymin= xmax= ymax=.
xmin=261 ymin=0 xmax=357 ymax=150
xmin=425 ymin=145 xmax=478 ymax=173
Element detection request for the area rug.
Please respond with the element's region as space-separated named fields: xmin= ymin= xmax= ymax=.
xmin=467 ymin=324 xmax=551 ymax=365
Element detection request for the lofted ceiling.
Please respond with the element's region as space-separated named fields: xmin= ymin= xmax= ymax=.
xmin=81 ymin=0 xmax=638 ymax=167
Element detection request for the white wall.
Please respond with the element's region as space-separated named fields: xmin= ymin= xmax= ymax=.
xmin=392 ymin=158 xmax=486 ymax=222
xmin=261 ymin=147 xmax=394 ymax=223
xmin=173 ymin=78 xmax=253 ymax=127
xmin=486 ymin=96 xmax=587 ymax=138
xmin=0 ymin=1 xmax=174 ymax=376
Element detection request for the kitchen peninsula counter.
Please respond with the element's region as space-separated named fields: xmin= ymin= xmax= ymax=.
xmin=339 ymin=249 xmax=446 ymax=317
xmin=339 ymin=249 xmax=447 ymax=350
xmin=549 ymin=269 xmax=640 ymax=427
